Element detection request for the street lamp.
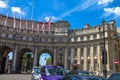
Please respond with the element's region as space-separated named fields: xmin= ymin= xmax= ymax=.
xmin=71 ymin=58 xmax=78 ymax=70
xmin=99 ymin=19 xmax=107 ymax=78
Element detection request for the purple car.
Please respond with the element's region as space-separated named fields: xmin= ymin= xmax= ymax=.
xmin=40 ymin=65 xmax=65 ymax=80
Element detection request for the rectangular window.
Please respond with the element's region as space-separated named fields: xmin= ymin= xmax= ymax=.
xmin=87 ymin=35 xmax=90 ymax=40
xmin=60 ymin=48 xmax=62 ymax=51
xmin=51 ymin=38 xmax=54 ymax=42
xmin=94 ymin=46 xmax=97 ymax=56
xmin=87 ymin=60 xmax=90 ymax=70
xmin=80 ymin=36 xmax=83 ymax=41
xmin=59 ymin=37 xmax=62 ymax=42
xmin=87 ymin=47 xmax=90 ymax=57
xmin=80 ymin=60 xmax=84 ymax=70
xmin=94 ymin=60 xmax=98 ymax=71
xmin=45 ymin=38 xmax=48 ymax=42
xmin=94 ymin=35 xmax=96 ymax=40
xmin=80 ymin=48 xmax=84 ymax=57
xmin=68 ymin=49 xmax=71 ymax=56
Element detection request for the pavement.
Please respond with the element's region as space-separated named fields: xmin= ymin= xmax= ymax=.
xmin=0 ymin=74 xmax=31 ymax=80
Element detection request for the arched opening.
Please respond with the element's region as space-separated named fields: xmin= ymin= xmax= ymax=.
xmin=37 ymin=49 xmax=53 ymax=67
xmin=39 ymin=53 xmax=51 ymax=66
xmin=16 ymin=48 xmax=33 ymax=73
xmin=6 ymin=52 xmax=13 ymax=74
xmin=21 ymin=52 xmax=33 ymax=73
xmin=0 ymin=46 xmax=12 ymax=74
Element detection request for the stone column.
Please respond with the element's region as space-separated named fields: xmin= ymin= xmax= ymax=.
xmin=97 ymin=45 xmax=102 ymax=72
xmin=105 ymin=44 xmax=109 ymax=71
xmin=53 ymin=47 xmax=57 ymax=65
xmin=12 ymin=45 xmax=17 ymax=73
xmin=70 ymin=48 xmax=74 ymax=70
xmin=33 ymin=47 xmax=37 ymax=67
xmin=77 ymin=47 xmax=81 ymax=69
xmin=83 ymin=47 xmax=87 ymax=70
xmin=90 ymin=45 xmax=94 ymax=71
xmin=64 ymin=47 xmax=68 ymax=69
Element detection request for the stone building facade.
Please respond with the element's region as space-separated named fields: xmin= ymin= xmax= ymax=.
xmin=0 ymin=14 xmax=119 ymax=75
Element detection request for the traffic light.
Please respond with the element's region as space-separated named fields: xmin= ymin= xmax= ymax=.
xmin=102 ymin=50 xmax=107 ymax=65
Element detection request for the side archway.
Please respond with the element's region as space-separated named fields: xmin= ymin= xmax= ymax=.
xmin=16 ymin=48 xmax=33 ymax=73
xmin=0 ymin=46 xmax=12 ymax=73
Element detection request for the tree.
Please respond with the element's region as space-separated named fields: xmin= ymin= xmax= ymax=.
xmin=46 ymin=57 xmax=52 ymax=65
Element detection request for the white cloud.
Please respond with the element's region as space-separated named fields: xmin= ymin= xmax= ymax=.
xmin=11 ymin=7 xmax=25 ymax=15
xmin=98 ymin=0 xmax=113 ymax=5
xmin=0 ymin=1 xmax=8 ymax=8
xmin=104 ymin=7 xmax=120 ymax=17
xmin=59 ymin=0 xmax=98 ymax=18
xmin=45 ymin=16 xmax=50 ymax=21
xmin=45 ymin=16 xmax=61 ymax=22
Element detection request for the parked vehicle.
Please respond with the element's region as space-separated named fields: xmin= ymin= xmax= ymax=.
xmin=108 ymin=72 xmax=120 ymax=80
xmin=40 ymin=65 xmax=65 ymax=80
xmin=95 ymin=76 xmax=107 ymax=80
xmin=31 ymin=66 xmax=41 ymax=80
xmin=64 ymin=69 xmax=70 ymax=75
xmin=68 ymin=70 xmax=94 ymax=76
xmin=62 ymin=74 xmax=107 ymax=80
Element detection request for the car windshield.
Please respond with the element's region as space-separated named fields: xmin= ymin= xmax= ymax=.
xmin=33 ymin=67 xmax=41 ymax=74
xmin=69 ymin=70 xmax=94 ymax=76
xmin=45 ymin=67 xmax=65 ymax=75
xmin=78 ymin=71 xmax=93 ymax=76
xmin=109 ymin=74 xmax=120 ymax=80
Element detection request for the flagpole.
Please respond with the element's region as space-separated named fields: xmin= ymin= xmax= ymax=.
xmin=31 ymin=0 xmax=34 ymax=32
xmin=48 ymin=18 xmax=51 ymax=32
xmin=37 ymin=23 xmax=39 ymax=33
xmin=19 ymin=13 xmax=22 ymax=30
xmin=4 ymin=12 xmax=9 ymax=26
xmin=42 ymin=22 xmax=45 ymax=33
xmin=13 ymin=13 xmax=16 ymax=28
xmin=32 ymin=21 xmax=34 ymax=32
xmin=26 ymin=20 xmax=28 ymax=31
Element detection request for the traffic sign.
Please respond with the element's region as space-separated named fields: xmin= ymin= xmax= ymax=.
xmin=114 ymin=60 xmax=119 ymax=64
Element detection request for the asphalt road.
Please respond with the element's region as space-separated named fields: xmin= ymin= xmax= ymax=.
xmin=0 ymin=74 xmax=31 ymax=80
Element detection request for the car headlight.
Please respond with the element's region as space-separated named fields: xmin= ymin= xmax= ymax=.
xmin=33 ymin=76 xmax=39 ymax=79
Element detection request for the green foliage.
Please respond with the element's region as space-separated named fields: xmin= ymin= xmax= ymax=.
xmin=46 ymin=57 xmax=52 ymax=65
xmin=21 ymin=53 xmax=33 ymax=72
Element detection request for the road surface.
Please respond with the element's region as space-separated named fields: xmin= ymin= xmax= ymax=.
xmin=0 ymin=74 xmax=31 ymax=80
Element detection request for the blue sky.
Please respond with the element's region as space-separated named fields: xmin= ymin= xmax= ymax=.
xmin=40 ymin=53 xmax=51 ymax=66
xmin=0 ymin=0 xmax=120 ymax=29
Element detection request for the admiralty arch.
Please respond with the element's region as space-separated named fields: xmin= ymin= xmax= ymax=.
xmin=0 ymin=14 xmax=120 ymax=75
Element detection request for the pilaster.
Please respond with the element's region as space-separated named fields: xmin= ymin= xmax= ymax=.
xmin=12 ymin=45 xmax=17 ymax=73
xmin=53 ymin=47 xmax=57 ymax=65
xmin=70 ymin=48 xmax=74 ymax=70
xmin=97 ymin=45 xmax=102 ymax=72
xmin=83 ymin=47 xmax=87 ymax=70
xmin=90 ymin=46 xmax=94 ymax=71
xmin=33 ymin=47 xmax=37 ymax=67
xmin=64 ymin=47 xmax=68 ymax=69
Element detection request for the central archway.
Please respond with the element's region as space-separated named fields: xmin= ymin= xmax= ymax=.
xmin=37 ymin=49 xmax=54 ymax=66
xmin=39 ymin=53 xmax=51 ymax=66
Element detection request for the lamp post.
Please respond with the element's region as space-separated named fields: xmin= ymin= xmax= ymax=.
xmin=99 ymin=19 xmax=107 ymax=78
xmin=73 ymin=58 xmax=78 ymax=70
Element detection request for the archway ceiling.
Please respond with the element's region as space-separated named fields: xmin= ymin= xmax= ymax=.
xmin=17 ymin=48 xmax=32 ymax=57
xmin=0 ymin=46 xmax=11 ymax=56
